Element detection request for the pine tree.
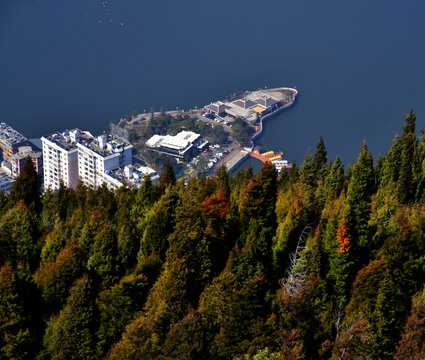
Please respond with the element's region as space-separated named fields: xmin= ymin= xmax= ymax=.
xmin=34 ymin=240 xmax=84 ymax=308
xmin=397 ymin=109 xmax=417 ymax=203
xmin=0 ymin=265 xmax=34 ymax=360
xmin=159 ymin=159 xmax=176 ymax=189
xmin=215 ymin=164 xmax=231 ymax=196
xmin=132 ymin=175 xmax=156 ymax=222
xmin=8 ymin=156 xmax=42 ymax=213
xmin=312 ymin=136 xmax=328 ymax=182
xmin=212 ymin=276 xmax=266 ymax=359
xmin=395 ymin=292 xmax=425 ymax=360
xmin=300 ymin=153 xmax=315 ymax=187
xmin=239 ymin=161 xmax=277 ymax=231
xmin=88 ymin=224 xmax=120 ymax=287
xmin=345 ymin=141 xmax=374 ymax=250
xmin=371 ymin=272 xmax=409 ymax=359
xmin=324 ymin=156 xmax=344 ymax=198
xmin=1 ymin=203 xmax=39 ymax=279
xmin=96 ymin=273 xmax=149 ymax=358
xmin=42 ymin=276 xmax=96 ymax=360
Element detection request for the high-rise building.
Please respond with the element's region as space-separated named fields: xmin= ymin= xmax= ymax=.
xmin=41 ymin=129 xmax=91 ymax=191
xmin=0 ymin=122 xmax=29 ymax=172
xmin=77 ymin=134 xmax=132 ymax=189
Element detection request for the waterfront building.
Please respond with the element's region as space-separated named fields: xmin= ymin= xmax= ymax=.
xmin=146 ymin=130 xmax=202 ymax=158
xmin=203 ymin=89 xmax=288 ymax=125
xmin=42 ymin=129 xmax=134 ymax=191
xmin=77 ymin=134 xmax=132 ymax=189
xmin=11 ymin=145 xmax=43 ymax=178
xmin=41 ymin=129 xmax=90 ymax=191
xmin=205 ymin=101 xmax=227 ymax=116
xmin=0 ymin=122 xmax=29 ymax=172
xmin=103 ymin=164 xmax=159 ymax=191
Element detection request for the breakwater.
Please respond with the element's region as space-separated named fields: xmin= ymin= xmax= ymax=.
xmin=251 ymin=87 xmax=298 ymax=141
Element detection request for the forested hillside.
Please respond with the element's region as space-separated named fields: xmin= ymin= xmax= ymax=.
xmin=1 ymin=110 xmax=425 ymax=360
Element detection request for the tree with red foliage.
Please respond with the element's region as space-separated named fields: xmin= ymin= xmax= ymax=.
xmin=199 ymin=189 xmax=230 ymax=221
xmin=337 ymin=219 xmax=351 ymax=254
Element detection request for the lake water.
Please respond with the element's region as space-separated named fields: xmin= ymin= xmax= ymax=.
xmin=1 ymin=0 xmax=425 ymax=165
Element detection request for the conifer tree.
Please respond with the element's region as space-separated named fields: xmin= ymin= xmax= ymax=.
xmin=312 ymin=136 xmax=328 ymax=182
xmin=345 ymin=141 xmax=374 ymax=250
xmin=132 ymin=175 xmax=155 ymax=221
xmin=239 ymin=162 xmax=277 ymax=231
xmin=0 ymin=265 xmax=34 ymax=360
xmin=8 ymin=156 xmax=42 ymax=213
xmin=379 ymin=135 xmax=402 ymax=187
xmin=371 ymin=272 xmax=409 ymax=359
xmin=324 ymin=156 xmax=344 ymax=198
xmin=159 ymin=159 xmax=176 ymax=188
xmin=211 ymin=276 xmax=266 ymax=359
xmin=34 ymin=240 xmax=84 ymax=308
xmin=300 ymin=153 xmax=315 ymax=187
xmin=96 ymin=273 xmax=149 ymax=358
xmin=395 ymin=292 xmax=425 ymax=360
xmin=215 ymin=164 xmax=231 ymax=196
xmin=116 ymin=223 xmax=138 ymax=270
xmin=1 ymin=203 xmax=39 ymax=279
xmin=42 ymin=275 xmax=96 ymax=360
xmin=138 ymin=187 xmax=179 ymax=262
xmin=88 ymin=223 xmax=120 ymax=287
xmin=397 ymin=109 xmax=417 ymax=203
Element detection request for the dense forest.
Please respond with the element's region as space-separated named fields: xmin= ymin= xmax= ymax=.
xmin=1 ymin=110 xmax=425 ymax=360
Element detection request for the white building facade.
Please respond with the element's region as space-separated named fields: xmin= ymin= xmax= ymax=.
xmin=41 ymin=130 xmax=81 ymax=191
xmin=42 ymin=130 xmax=135 ymax=191
xmin=77 ymin=135 xmax=133 ymax=189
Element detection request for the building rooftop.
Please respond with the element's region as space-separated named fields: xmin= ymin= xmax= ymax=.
xmin=105 ymin=164 xmax=159 ymax=188
xmin=43 ymin=129 xmax=131 ymax=156
xmin=42 ymin=129 xmax=92 ymax=151
xmin=0 ymin=122 xmax=27 ymax=145
xmin=146 ymin=131 xmax=200 ymax=152
xmin=12 ymin=145 xmax=42 ymax=161
xmin=78 ymin=134 xmax=132 ymax=158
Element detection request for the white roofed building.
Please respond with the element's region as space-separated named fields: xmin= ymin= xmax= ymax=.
xmin=103 ymin=164 xmax=159 ymax=191
xmin=146 ymin=130 xmax=202 ymax=158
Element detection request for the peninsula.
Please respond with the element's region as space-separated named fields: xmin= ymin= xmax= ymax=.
xmin=112 ymin=87 xmax=298 ymax=178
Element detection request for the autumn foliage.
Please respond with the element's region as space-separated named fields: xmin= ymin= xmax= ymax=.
xmin=337 ymin=219 xmax=351 ymax=253
xmin=0 ymin=110 xmax=425 ymax=359
xmin=199 ymin=189 xmax=230 ymax=220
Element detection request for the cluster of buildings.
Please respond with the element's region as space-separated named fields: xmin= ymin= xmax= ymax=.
xmin=41 ymin=129 xmax=159 ymax=191
xmin=0 ymin=123 xmax=43 ymax=194
xmin=204 ymin=89 xmax=287 ymax=124
xmin=0 ymin=123 xmax=159 ymax=194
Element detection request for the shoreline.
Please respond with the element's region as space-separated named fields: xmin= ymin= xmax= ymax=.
xmin=223 ymin=87 xmax=298 ymax=173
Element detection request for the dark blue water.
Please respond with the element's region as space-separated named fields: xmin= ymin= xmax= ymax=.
xmin=1 ymin=0 xmax=425 ymax=164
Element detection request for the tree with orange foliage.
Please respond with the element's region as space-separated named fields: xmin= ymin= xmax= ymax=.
xmin=199 ymin=189 xmax=230 ymax=221
xmin=337 ymin=219 xmax=351 ymax=254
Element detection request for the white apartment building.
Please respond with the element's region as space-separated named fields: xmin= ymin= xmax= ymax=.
xmin=41 ymin=129 xmax=87 ymax=191
xmin=77 ymin=134 xmax=132 ymax=189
